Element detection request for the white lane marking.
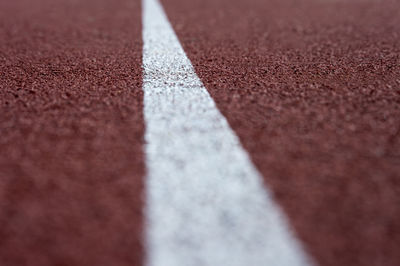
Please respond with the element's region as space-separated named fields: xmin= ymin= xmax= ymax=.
xmin=142 ymin=0 xmax=315 ymax=265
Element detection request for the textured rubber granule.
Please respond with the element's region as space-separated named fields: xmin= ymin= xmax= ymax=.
xmin=0 ymin=0 xmax=145 ymax=265
xmin=160 ymin=0 xmax=400 ymax=265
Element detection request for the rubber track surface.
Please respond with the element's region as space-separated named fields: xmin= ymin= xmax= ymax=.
xmin=160 ymin=0 xmax=400 ymax=265
xmin=0 ymin=0 xmax=144 ymax=265
xmin=1 ymin=0 xmax=400 ymax=265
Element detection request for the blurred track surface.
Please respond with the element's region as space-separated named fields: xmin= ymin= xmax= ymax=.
xmin=0 ymin=0 xmax=144 ymax=265
xmin=0 ymin=0 xmax=399 ymax=265
xmin=160 ymin=0 xmax=400 ymax=265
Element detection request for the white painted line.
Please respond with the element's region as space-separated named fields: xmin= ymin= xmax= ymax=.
xmin=142 ymin=0 xmax=316 ymax=265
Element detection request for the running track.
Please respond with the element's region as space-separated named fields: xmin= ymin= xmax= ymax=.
xmin=0 ymin=0 xmax=399 ymax=266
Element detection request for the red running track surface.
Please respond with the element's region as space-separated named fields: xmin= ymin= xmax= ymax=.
xmin=0 ymin=0 xmax=144 ymax=265
xmin=160 ymin=0 xmax=400 ymax=265
xmin=1 ymin=0 xmax=400 ymax=265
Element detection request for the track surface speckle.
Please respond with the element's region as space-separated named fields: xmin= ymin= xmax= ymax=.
xmin=1 ymin=0 xmax=400 ymax=265
xmin=160 ymin=0 xmax=400 ymax=265
xmin=0 ymin=0 xmax=144 ymax=265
